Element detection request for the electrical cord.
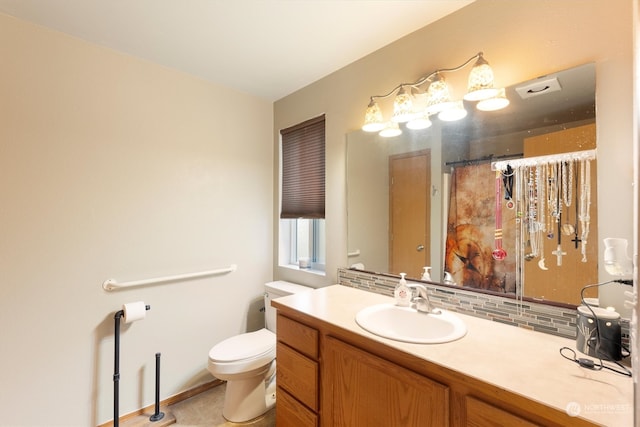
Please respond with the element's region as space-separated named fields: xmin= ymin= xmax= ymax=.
xmin=559 ymin=280 xmax=632 ymax=377
xmin=559 ymin=347 xmax=631 ymax=376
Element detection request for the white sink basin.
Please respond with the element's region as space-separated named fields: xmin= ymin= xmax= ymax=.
xmin=355 ymin=303 xmax=467 ymax=344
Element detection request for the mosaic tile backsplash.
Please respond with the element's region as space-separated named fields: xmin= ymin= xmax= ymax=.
xmin=338 ymin=268 xmax=630 ymax=347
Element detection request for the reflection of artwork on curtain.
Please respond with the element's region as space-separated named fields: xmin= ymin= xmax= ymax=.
xmin=445 ymin=163 xmax=516 ymax=293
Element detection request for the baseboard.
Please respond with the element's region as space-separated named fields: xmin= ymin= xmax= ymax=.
xmin=98 ymin=379 xmax=224 ymax=427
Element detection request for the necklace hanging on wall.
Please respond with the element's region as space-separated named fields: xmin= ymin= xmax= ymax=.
xmin=536 ymin=164 xmax=548 ymax=270
xmin=546 ymin=162 xmax=558 ymax=239
xmin=552 ymin=212 xmax=567 ymax=266
xmin=492 ymin=170 xmax=507 ymax=261
xmin=579 ymin=159 xmax=592 ymax=262
xmin=571 ymin=161 xmax=582 ymax=249
xmin=525 ymin=166 xmax=537 ymax=260
xmin=561 ymin=161 xmax=575 ymax=236
xmin=502 ymin=165 xmax=515 ymax=209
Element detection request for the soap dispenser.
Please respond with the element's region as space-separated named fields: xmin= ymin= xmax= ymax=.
xmin=394 ymin=273 xmax=412 ymax=307
xmin=421 ymin=266 xmax=432 ymax=281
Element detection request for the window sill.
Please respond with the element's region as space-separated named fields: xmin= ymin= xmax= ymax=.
xmin=280 ymin=264 xmax=326 ymax=276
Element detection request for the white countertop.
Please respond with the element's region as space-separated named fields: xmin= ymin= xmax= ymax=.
xmin=273 ymin=285 xmax=634 ymax=427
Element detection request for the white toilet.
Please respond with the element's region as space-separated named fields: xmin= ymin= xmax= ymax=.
xmin=207 ymin=280 xmax=312 ymax=422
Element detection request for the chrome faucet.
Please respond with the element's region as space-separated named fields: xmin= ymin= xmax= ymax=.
xmin=407 ymin=283 xmax=441 ymax=314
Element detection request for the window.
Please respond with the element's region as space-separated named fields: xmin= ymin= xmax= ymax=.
xmin=279 ymin=115 xmax=326 ymax=271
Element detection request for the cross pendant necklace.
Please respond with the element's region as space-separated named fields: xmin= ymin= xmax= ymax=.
xmin=553 ymin=213 xmax=567 ymax=266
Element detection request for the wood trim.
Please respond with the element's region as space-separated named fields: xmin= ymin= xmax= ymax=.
xmin=97 ymin=379 xmax=223 ymax=427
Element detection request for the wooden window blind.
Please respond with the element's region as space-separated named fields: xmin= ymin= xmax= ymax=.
xmin=280 ymin=115 xmax=325 ymax=219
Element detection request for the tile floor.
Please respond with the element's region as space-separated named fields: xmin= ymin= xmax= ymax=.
xmin=125 ymin=383 xmax=275 ymax=427
xmin=170 ymin=384 xmax=275 ymax=426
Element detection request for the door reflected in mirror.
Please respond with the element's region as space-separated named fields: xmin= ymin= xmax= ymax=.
xmin=347 ymin=63 xmax=596 ymax=307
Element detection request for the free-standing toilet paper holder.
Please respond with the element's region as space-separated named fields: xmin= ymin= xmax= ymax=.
xmin=112 ymin=303 xmax=151 ymax=427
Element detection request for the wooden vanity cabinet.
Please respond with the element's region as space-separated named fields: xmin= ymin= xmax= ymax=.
xmin=275 ymin=310 xmax=597 ymax=427
xmin=276 ymin=314 xmax=319 ymax=427
xmin=324 ymin=335 xmax=449 ymax=426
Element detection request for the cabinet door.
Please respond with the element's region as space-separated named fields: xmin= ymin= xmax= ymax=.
xmin=323 ymin=336 xmax=449 ymax=427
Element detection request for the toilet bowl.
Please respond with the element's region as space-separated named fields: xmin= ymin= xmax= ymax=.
xmin=207 ymin=280 xmax=312 ymax=422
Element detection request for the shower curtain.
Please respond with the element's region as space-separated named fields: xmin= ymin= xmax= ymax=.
xmin=445 ymin=163 xmax=517 ymax=293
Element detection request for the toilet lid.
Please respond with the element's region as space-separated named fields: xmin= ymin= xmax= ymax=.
xmin=209 ymin=328 xmax=275 ymax=362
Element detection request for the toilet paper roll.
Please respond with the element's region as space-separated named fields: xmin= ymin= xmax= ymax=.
xmin=123 ymin=301 xmax=147 ymax=323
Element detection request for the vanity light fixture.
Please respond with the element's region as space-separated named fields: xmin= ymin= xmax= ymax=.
xmin=362 ymin=52 xmax=508 ymax=137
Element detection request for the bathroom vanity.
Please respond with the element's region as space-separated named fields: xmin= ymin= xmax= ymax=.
xmin=272 ymin=285 xmax=632 ymax=427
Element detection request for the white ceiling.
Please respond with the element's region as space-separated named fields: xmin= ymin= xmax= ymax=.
xmin=0 ymin=0 xmax=473 ymax=101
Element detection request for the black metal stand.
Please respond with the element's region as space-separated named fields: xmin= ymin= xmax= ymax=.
xmin=113 ymin=310 xmax=124 ymax=427
xmin=149 ymin=352 xmax=165 ymax=422
xmin=112 ymin=304 xmax=151 ymax=427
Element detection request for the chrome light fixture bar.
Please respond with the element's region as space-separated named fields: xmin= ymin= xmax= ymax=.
xmin=362 ymin=52 xmax=510 ymax=137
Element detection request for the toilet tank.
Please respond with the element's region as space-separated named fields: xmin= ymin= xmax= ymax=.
xmin=264 ymin=281 xmax=312 ymax=332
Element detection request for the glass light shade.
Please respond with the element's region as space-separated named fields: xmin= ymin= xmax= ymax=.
xmin=406 ymin=112 xmax=432 ymax=130
xmin=392 ymin=87 xmax=414 ymax=123
xmin=464 ymin=54 xmax=498 ymax=101
xmin=379 ymin=122 xmax=402 ymax=137
xmin=603 ymin=238 xmax=633 ymax=276
xmin=438 ymin=100 xmax=467 ymax=121
xmin=362 ymin=100 xmax=385 ymax=132
xmin=476 ymin=88 xmax=510 ymax=111
xmin=425 ymin=74 xmax=452 ymax=115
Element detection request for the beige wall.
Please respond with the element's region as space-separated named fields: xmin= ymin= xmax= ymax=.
xmin=274 ymin=0 xmax=635 ymax=315
xmin=0 ymin=13 xmax=273 ymax=426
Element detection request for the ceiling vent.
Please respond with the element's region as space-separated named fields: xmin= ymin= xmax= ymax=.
xmin=515 ymin=77 xmax=562 ymax=99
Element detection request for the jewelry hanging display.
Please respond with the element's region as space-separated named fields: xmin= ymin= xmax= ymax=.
xmin=552 ymin=213 xmax=567 ymax=266
xmin=522 ymin=167 xmax=534 ymax=261
xmin=502 ymin=165 xmax=515 ymax=209
xmin=537 ymin=164 xmax=546 ymax=237
xmin=579 ymin=159 xmax=591 ymax=262
xmin=546 ymin=163 xmax=558 ymax=239
xmin=571 ymin=162 xmax=582 ymax=249
xmin=514 ymin=165 xmax=524 ymax=305
xmin=561 ymin=161 xmax=576 ymax=236
xmin=492 ymin=170 xmax=507 ymax=260
xmin=491 ymin=148 xmax=596 ymax=271
xmin=551 ymin=163 xmax=567 ymax=266
xmin=562 ymin=160 xmax=573 ymax=206
xmin=535 ymin=165 xmax=548 ymax=270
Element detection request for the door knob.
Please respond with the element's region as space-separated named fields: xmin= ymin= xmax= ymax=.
xmin=416 ymin=245 xmax=425 ymax=251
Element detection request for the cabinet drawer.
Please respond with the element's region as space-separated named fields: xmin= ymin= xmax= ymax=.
xmin=277 ymin=342 xmax=318 ymax=411
xmin=465 ymin=396 xmax=539 ymax=427
xmin=276 ymin=386 xmax=318 ymax=427
xmin=277 ymin=314 xmax=318 ymax=359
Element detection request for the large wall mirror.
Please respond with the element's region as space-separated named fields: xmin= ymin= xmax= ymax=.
xmin=347 ymin=63 xmax=597 ymax=307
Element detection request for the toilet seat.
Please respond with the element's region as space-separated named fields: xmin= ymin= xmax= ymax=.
xmin=208 ymin=329 xmax=276 ymax=378
xmin=209 ymin=328 xmax=275 ymax=362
